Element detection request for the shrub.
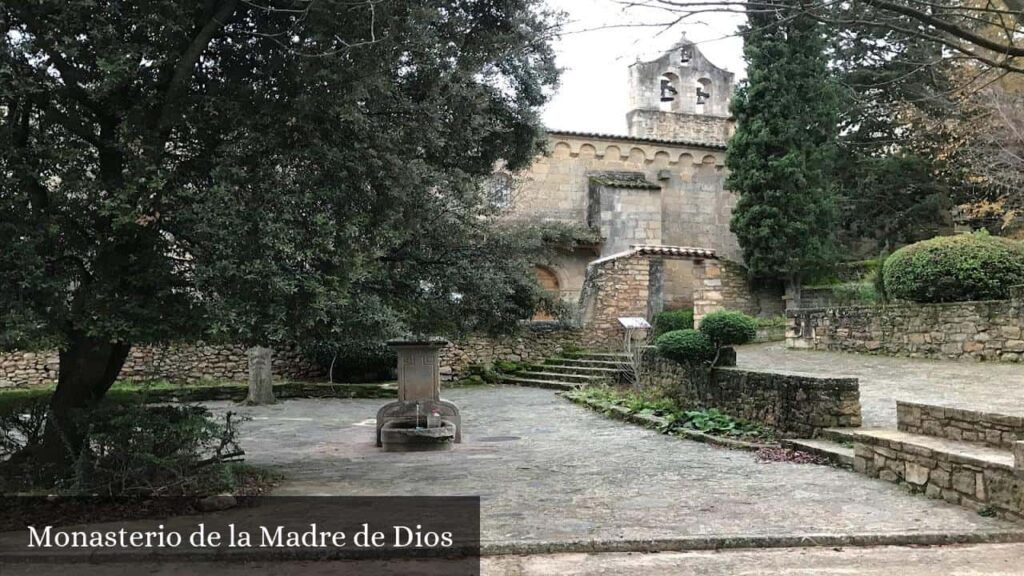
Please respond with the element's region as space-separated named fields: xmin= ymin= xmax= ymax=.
xmin=653 ymin=309 xmax=694 ymax=336
xmin=655 ymin=329 xmax=715 ymax=364
xmin=1 ymin=401 xmax=246 ymax=496
xmin=493 ymin=360 xmax=523 ymax=374
xmin=698 ymin=310 xmax=758 ymax=347
xmin=882 ymin=233 xmax=1024 ymax=303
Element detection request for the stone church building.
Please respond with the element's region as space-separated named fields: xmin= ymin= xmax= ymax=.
xmin=505 ymin=36 xmax=783 ymax=317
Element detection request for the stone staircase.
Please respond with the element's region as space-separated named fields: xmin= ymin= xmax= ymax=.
xmin=499 ymin=352 xmax=633 ymax=391
xmin=783 ymin=401 xmax=1024 ymax=520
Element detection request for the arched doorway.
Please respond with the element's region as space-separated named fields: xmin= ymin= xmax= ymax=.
xmin=532 ymin=266 xmax=560 ymax=321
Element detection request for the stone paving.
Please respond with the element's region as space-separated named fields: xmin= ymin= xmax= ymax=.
xmin=738 ymin=342 xmax=1024 ymax=428
xmin=206 ymin=386 xmax=1017 ymax=547
xmin=9 ymin=543 xmax=1024 ymax=575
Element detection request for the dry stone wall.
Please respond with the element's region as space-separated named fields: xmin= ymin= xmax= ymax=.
xmin=640 ymin=355 xmax=861 ymax=437
xmin=855 ymin=437 xmax=1024 ymax=521
xmin=0 ymin=344 xmax=322 ymax=388
xmin=787 ymin=295 xmax=1024 ymax=362
xmin=439 ymin=322 xmax=583 ymax=381
xmin=898 ymin=401 xmax=1024 ymax=449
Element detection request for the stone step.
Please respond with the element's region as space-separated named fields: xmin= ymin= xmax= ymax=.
xmin=819 ymin=427 xmax=865 ymax=444
xmin=848 ymin=428 xmax=1020 ymax=518
xmin=564 ymin=352 xmax=633 ymax=362
xmin=498 ymin=376 xmax=580 ymax=391
xmin=780 ymin=438 xmax=855 ymax=468
xmin=546 ymin=357 xmax=628 ymax=369
xmin=897 ymin=400 xmax=1024 ymax=450
xmin=517 ymin=371 xmax=608 ymax=384
xmin=850 ymin=428 xmax=1015 ymax=470
xmin=529 ymin=364 xmax=623 ymax=376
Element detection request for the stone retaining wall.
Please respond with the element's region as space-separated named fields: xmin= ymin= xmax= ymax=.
xmin=439 ymin=322 xmax=583 ymax=381
xmin=787 ymin=294 xmax=1024 ymax=362
xmin=897 ymin=401 xmax=1024 ymax=449
xmin=855 ymin=437 xmax=1024 ymax=521
xmin=0 ymin=344 xmax=322 ymax=388
xmin=640 ymin=356 xmax=861 ymax=437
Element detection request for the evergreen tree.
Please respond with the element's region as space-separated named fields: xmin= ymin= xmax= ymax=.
xmin=0 ymin=0 xmax=561 ymax=462
xmin=727 ymin=0 xmax=840 ymax=290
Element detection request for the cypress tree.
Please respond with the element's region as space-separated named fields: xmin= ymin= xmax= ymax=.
xmin=726 ymin=0 xmax=840 ymax=293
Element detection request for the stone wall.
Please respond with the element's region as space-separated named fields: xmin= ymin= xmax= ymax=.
xmin=640 ymin=356 xmax=862 ymax=437
xmin=439 ymin=322 xmax=583 ymax=381
xmin=625 ymin=109 xmax=732 ymax=146
xmin=854 ymin=437 xmax=1024 ymax=521
xmin=897 ymin=401 xmax=1024 ymax=449
xmin=0 ymin=343 xmax=323 ymax=388
xmin=578 ymin=252 xmax=655 ymax=350
xmin=786 ymin=296 xmax=1024 ymax=362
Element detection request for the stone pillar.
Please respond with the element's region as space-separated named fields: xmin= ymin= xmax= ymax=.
xmin=376 ymin=338 xmax=462 ymax=449
xmin=1014 ymin=441 xmax=1024 ymax=476
xmin=246 ymin=346 xmax=274 ymax=405
xmin=693 ymin=259 xmax=724 ymax=327
xmin=390 ymin=339 xmax=446 ymax=401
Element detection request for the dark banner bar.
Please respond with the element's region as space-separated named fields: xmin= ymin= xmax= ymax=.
xmin=0 ymin=496 xmax=480 ymax=575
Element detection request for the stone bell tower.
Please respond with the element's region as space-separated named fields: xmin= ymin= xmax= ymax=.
xmin=626 ymin=35 xmax=735 ymax=145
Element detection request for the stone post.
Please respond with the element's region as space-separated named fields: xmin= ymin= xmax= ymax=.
xmin=246 ymin=346 xmax=274 ymax=405
xmin=1014 ymin=441 xmax=1024 ymax=476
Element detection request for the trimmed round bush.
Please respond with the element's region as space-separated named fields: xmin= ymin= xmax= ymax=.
xmin=655 ymin=329 xmax=715 ymax=364
xmin=882 ymin=234 xmax=1024 ymax=303
xmin=653 ymin=308 xmax=694 ymax=336
xmin=698 ymin=310 xmax=758 ymax=347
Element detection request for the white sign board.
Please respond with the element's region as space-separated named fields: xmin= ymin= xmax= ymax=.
xmin=618 ymin=317 xmax=651 ymax=330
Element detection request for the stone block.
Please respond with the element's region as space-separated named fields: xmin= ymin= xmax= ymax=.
xmin=930 ymin=468 xmax=951 ymax=488
xmin=952 ymin=469 xmax=977 ymax=495
xmin=905 ymin=462 xmax=930 ymax=485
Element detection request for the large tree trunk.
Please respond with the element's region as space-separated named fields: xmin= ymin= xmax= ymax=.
xmin=246 ymin=346 xmax=274 ymax=405
xmin=37 ymin=334 xmax=131 ymax=465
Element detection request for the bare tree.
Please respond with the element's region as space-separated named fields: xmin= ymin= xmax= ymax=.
xmin=621 ymin=0 xmax=1024 ymax=75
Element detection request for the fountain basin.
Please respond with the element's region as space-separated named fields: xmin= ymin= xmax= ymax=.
xmin=379 ymin=418 xmax=457 ymax=452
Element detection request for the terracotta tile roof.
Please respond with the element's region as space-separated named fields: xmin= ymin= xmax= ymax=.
xmin=589 ymin=244 xmax=718 ymax=268
xmin=632 ymin=245 xmax=717 ymax=259
xmin=546 ymin=129 xmax=727 ymax=151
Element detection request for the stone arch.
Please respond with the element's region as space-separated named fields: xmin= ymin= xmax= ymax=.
xmin=552 ymin=141 xmax=572 ymax=159
xmin=696 ymin=77 xmax=713 ymax=112
xmin=578 ymin=143 xmax=597 ymax=159
xmin=701 ymin=154 xmax=718 ymax=165
xmin=659 ymin=72 xmax=681 ymax=112
xmin=603 ymin=145 xmax=623 ymax=161
xmin=627 ymin=147 xmax=647 ymax=166
xmin=532 ymin=265 xmax=562 ymax=321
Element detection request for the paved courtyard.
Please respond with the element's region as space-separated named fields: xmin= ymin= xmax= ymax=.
xmin=738 ymin=342 xmax=1024 ymax=428
xmin=208 ymin=386 xmax=1016 ymax=548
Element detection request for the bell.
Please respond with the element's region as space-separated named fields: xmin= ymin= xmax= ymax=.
xmin=660 ymin=79 xmax=678 ymax=102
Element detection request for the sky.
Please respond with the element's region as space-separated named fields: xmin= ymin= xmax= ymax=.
xmin=540 ymin=0 xmax=747 ymax=134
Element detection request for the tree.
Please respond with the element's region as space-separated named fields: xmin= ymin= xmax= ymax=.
xmin=629 ymin=0 xmax=1024 ymax=75
xmin=726 ymin=0 xmax=840 ymax=292
xmin=0 ymin=0 xmax=561 ymax=462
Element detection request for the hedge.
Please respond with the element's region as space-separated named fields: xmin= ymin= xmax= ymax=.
xmin=882 ymin=233 xmax=1024 ymax=303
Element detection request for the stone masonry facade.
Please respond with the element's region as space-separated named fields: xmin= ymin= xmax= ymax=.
xmin=438 ymin=322 xmax=583 ymax=381
xmin=855 ymin=437 xmax=1024 ymax=521
xmin=640 ymin=355 xmax=862 ymax=438
xmin=0 ymin=343 xmax=322 ymax=388
xmin=898 ymin=401 xmax=1024 ymax=450
xmin=787 ymin=294 xmax=1024 ymax=362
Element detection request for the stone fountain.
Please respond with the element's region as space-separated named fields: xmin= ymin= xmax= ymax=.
xmin=376 ymin=338 xmax=462 ymax=452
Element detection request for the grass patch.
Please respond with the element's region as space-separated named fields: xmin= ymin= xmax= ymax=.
xmin=565 ymin=386 xmax=774 ymax=442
